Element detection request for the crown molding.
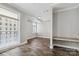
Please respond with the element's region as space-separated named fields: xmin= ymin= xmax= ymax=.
xmin=54 ymin=6 xmax=79 ymax=13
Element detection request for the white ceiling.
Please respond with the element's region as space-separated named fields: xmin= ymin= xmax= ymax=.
xmin=54 ymin=3 xmax=79 ymax=10
xmin=7 ymin=3 xmax=79 ymax=21
xmin=8 ymin=3 xmax=56 ymax=21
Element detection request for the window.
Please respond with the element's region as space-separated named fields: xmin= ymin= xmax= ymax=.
xmin=10 ymin=28 xmax=12 ymax=30
xmin=0 ymin=17 xmax=2 ymax=20
xmin=32 ymin=22 xmax=37 ymax=33
xmin=10 ymin=24 xmax=12 ymax=26
xmin=5 ymin=23 xmax=8 ymax=26
xmin=0 ymin=7 xmax=20 ymax=48
xmin=14 ymin=28 xmax=16 ymax=30
xmin=6 ymin=28 xmax=8 ymax=30
xmin=14 ymin=24 xmax=16 ymax=26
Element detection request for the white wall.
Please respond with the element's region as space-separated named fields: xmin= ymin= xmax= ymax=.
xmin=53 ymin=7 xmax=79 ymax=49
xmin=37 ymin=7 xmax=53 ymax=38
xmin=37 ymin=7 xmax=53 ymax=49
xmin=37 ymin=21 xmax=51 ymax=38
xmin=54 ymin=8 xmax=79 ymax=38
xmin=20 ymin=14 xmax=36 ymax=43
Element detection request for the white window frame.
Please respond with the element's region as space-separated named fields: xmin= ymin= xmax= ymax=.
xmin=32 ymin=22 xmax=37 ymax=33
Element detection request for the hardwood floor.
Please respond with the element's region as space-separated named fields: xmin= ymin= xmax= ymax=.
xmin=53 ymin=46 xmax=79 ymax=56
xmin=0 ymin=37 xmax=79 ymax=56
xmin=0 ymin=38 xmax=52 ymax=56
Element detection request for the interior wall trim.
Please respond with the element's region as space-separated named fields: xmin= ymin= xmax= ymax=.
xmin=53 ymin=36 xmax=79 ymax=40
xmin=54 ymin=6 xmax=78 ymax=13
xmin=0 ymin=14 xmax=18 ymax=20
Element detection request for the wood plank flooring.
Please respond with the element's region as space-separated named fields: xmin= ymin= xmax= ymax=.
xmin=0 ymin=37 xmax=79 ymax=56
xmin=0 ymin=38 xmax=52 ymax=56
xmin=53 ymin=46 xmax=79 ymax=56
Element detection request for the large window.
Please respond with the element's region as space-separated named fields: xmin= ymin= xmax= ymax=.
xmin=32 ymin=22 xmax=37 ymax=33
xmin=0 ymin=7 xmax=20 ymax=48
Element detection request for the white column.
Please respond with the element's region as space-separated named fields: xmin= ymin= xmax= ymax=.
xmin=49 ymin=7 xmax=53 ymax=49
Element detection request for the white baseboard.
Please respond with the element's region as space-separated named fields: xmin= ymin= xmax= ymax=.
xmin=49 ymin=45 xmax=53 ymax=49
xmin=37 ymin=36 xmax=50 ymax=39
xmin=54 ymin=44 xmax=79 ymax=51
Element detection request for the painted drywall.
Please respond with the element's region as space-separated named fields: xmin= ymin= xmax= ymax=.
xmin=37 ymin=8 xmax=53 ymax=38
xmin=54 ymin=8 xmax=77 ymax=38
xmin=37 ymin=7 xmax=53 ymax=49
xmin=53 ymin=7 xmax=79 ymax=49
xmin=37 ymin=21 xmax=51 ymax=38
xmin=20 ymin=14 xmax=36 ymax=43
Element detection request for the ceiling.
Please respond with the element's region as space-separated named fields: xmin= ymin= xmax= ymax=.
xmin=54 ymin=3 xmax=79 ymax=11
xmin=7 ymin=3 xmax=56 ymax=21
xmin=7 ymin=3 xmax=79 ymax=21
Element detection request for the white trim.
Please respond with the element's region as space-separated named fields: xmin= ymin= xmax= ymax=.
xmin=54 ymin=44 xmax=79 ymax=51
xmin=42 ymin=20 xmax=51 ymax=22
xmin=37 ymin=36 xmax=50 ymax=39
xmin=50 ymin=45 xmax=53 ymax=49
xmin=54 ymin=38 xmax=79 ymax=43
xmin=55 ymin=6 xmax=78 ymax=13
